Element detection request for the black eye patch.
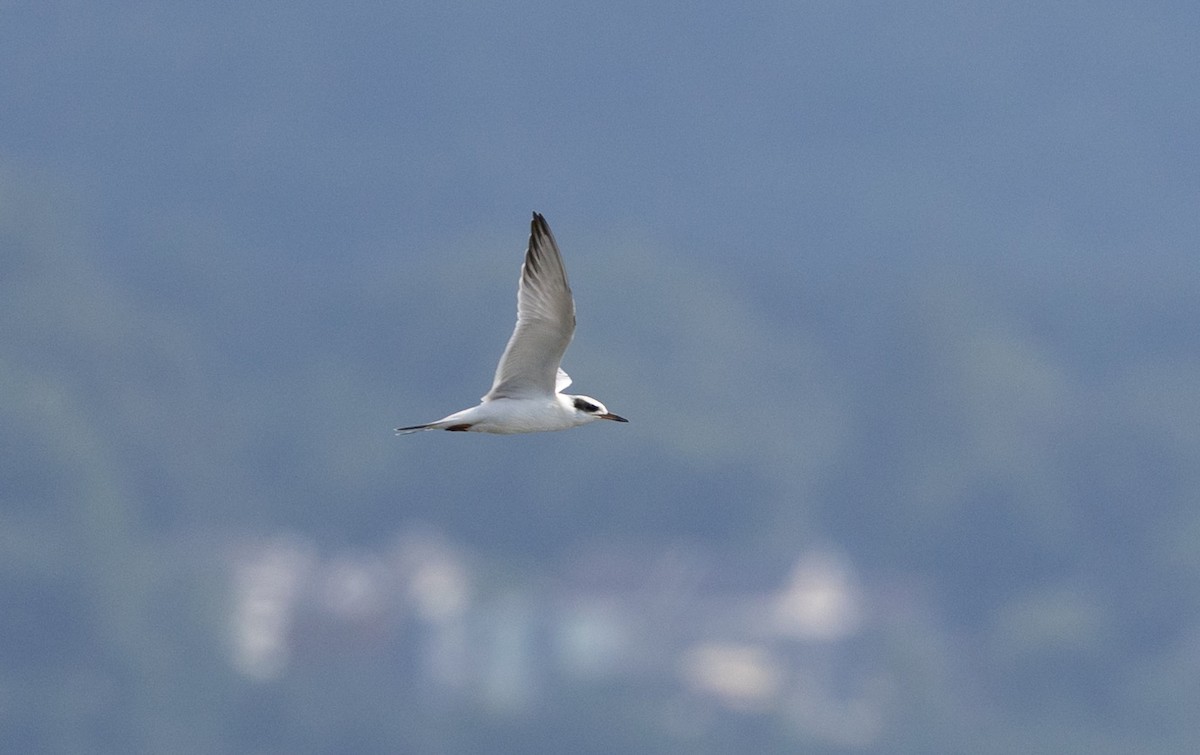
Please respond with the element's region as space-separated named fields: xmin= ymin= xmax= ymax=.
xmin=573 ymin=398 xmax=599 ymax=413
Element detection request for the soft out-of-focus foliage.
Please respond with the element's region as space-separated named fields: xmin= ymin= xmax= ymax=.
xmin=4 ymin=163 xmax=1199 ymax=752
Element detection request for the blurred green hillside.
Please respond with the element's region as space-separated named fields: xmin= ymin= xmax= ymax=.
xmin=3 ymin=166 xmax=1199 ymax=752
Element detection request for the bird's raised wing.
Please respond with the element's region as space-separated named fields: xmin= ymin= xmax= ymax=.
xmin=484 ymin=213 xmax=576 ymax=400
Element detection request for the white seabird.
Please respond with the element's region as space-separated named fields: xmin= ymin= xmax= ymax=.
xmin=396 ymin=213 xmax=627 ymax=435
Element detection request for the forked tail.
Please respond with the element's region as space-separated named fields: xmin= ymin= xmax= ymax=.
xmin=394 ymin=423 xmax=434 ymax=435
xmin=395 ymin=421 xmax=474 ymax=435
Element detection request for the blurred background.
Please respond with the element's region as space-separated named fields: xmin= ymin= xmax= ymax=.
xmin=3 ymin=2 xmax=1199 ymax=752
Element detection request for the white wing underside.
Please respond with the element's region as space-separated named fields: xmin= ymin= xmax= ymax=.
xmin=483 ymin=213 xmax=576 ymax=400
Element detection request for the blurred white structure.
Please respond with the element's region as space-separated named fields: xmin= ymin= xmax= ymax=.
xmin=229 ymin=536 xmax=316 ymax=680
xmin=225 ymin=530 xmax=889 ymax=747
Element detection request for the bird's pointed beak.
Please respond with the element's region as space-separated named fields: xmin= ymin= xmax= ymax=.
xmin=599 ymin=412 xmax=628 ymax=423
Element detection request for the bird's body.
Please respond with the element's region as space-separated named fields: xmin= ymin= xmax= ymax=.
xmin=409 ymin=395 xmax=595 ymax=435
xmin=396 ymin=213 xmax=626 ymax=435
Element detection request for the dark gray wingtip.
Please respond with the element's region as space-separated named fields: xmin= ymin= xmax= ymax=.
xmin=524 ymin=212 xmax=569 ymax=294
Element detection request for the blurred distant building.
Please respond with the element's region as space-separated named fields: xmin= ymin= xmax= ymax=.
xmin=226 ymin=529 xmax=890 ymax=748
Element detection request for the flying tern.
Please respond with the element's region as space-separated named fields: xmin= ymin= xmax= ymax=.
xmin=396 ymin=212 xmax=627 ymax=435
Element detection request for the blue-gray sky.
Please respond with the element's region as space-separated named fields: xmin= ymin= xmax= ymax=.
xmin=6 ymin=2 xmax=1197 ymax=267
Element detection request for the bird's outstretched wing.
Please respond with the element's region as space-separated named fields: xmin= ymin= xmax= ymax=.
xmin=484 ymin=213 xmax=576 ymax=400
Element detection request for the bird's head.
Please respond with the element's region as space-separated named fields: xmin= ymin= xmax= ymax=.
xmin=568 ymin=395 xmax=628 ymax=425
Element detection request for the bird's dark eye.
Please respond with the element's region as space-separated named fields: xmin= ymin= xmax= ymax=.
xmin=573 ymin=398 xmax=599 ymax=413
